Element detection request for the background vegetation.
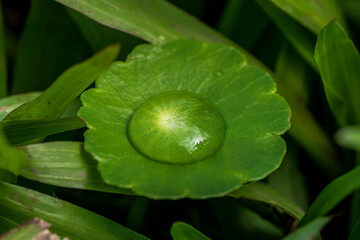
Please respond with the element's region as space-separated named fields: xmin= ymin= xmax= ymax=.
xmin=0 ymin=0 xmax=359 ymax=239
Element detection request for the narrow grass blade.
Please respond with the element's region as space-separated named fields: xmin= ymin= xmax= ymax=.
xmin=0 ymin=117 xmax=85 ymax=145
xmin=54 ymin=0 xmax=276 ymax=76
xmin=0 ymin=181 xmax=149 ymax=240
xmin=0 ymin=92 xmax=40 ymax=120
xmin=255 ymin=0 xmax=317 ymax=70
xmin=283 ymin=216 xmax=332 ymax=240
xmin=5 ymin=44 xmax=119 ymax=120
xmin=55 ymin=0 xmax=232 ymax=47
xmin=0 ymin=1 xmax=6 ymax=98
xmin=340 ymin=0 xmax=360 ymax=25
xmin=350 ymin=217 xmax=360 ymax=240
xmin=55 ymin=0 xmax=341 ymax=178
xmin=282 ymin=93 xmax=342 ymax=177
xmin=19 ymin=141 xmax=133 ymax=195
xmin=298 ymin=165 xmax=360 ymax=227
xmin=67 ymin=8 xmax=143 ymax=60
xmin=229 ymin=182 xmax=304 ymax=220
xmin=275 ymin=44 xmax=308 ymax=105
xmin=259 ymin=0 xmax=346 ymax=34
xmin=0 ymin=218 xmax=55 ymax=240
xmin=170 ymin=222 xmax=210 ymax=240
xmin=267 ymin=152 xmax=309 ymax=210
xmin=11 ymin=0 xmax=91 ymax=93
xmin=315 ymin=21 xmax=360 ymax=126
xmin=217 ymin=0 xmax=270 ymax=50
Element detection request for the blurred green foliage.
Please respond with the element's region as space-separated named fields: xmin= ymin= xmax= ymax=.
xmin=0 ymin=0 xmax=359 ymax=239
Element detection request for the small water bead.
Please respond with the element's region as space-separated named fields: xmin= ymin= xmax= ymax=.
xmin=128 ymin=91 xmax=226 ymax=165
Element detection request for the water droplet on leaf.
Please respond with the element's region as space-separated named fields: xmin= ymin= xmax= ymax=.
xmin=128 ymin=91 xmax=226 ymax=164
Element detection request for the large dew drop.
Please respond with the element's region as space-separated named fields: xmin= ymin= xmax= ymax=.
xmin=128 ymin=91 xmax=226 ymax=164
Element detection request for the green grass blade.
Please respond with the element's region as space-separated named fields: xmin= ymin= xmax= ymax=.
xmin=0 ymin=218 xmax=53 ymax=240
xmin=11 ymin=0 xmax=92 ymax=94
xmin=54 ymin=0 xmax=279 ymax=74
xmin=0 ymin=181 xmax=149 ymax=240
xmin=217 ymin=0 xmax=270 ymax=50
xmin=283 ymin=93 xmax=341 ymax=177
xmin=170 ymin=222 xmax=210 ymax=240
xmin=0 ymin=117 xmax=85 ymax=145
xmin=255 ymin=0 xmax=318 ymax=70
xmin=55 ymin=0 xmax=341 ymax=178
xmin=340 ymin=0 xmax=360 ymax=25
xmin=283 ymin=216 xmax=332 ymax=240
xmin=0 ymin=92 xmax=41 ymax=120
xmin=19 ymin=141 xmax=303 ymax=217
xmin=229 ymin=182 xmax=305 ymax=220
xmin=298 ymin=165 xmax=360 ymax=227
xmin=315 ymin=21 xmax=360 ymax=126
xmin=19 ymin=141 xmax=133 ymax=195
xmin=67 ymin=8 xmax=143 ymax=60
xmin=275 ymin=44 xmax=308 ymax=105
xmin=5 ymin=44 xmax=119 ymax=121
xmin=55 ymin=0 xmax=232 ymax=47
xmin=217 ymin=0 xmax=247 ymax=35
xmin=259 ymin=0 xmax=346 ymax=34
xmin=350 ymin=217 xmax=360 ymax=240
xmin=0 ymin=129 xmax=24 ymax=179
xmin=0 ymin=0 xmax=6 ymax=98
xmin=267 ymin=152 xmax=309 ymax=210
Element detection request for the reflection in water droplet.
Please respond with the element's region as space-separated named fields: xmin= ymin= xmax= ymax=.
xmin=180 ymin=130 xmax=209 ymax=154
xmin=128 ymin=91 xmax=226 ymax=165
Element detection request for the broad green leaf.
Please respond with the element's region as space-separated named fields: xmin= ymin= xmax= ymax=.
xmin=335 ymin=126 xmax=360 ymax=151
xmin=56 ymin=0 xmax=341 ymax=179
xmin=170 ymin=222 xmax=210 ymax=240
xmin=255 ymin=0 xmax=317 ymax=70
xmin=0 ymin=181 xmax=149 ymax=240
xmin=0 ymin=117 xmax=85 ymax=145
xmin=11 ymin=0 xmax=91 ymax=94
xmin=283 ymin=216 xmax=332 ymax=240
xmin=0 ymin=92 xmax=40 ymax=120
xmin=0 ymin=218 xmax=58 ymax=240
xmin=315 ymin=21 xmax=360 ymax=126
xmin=298 ymin=165 xmax=360 ymax=227
xmin=5 ymin=44 xmax=119 ymax=121
xmin=79 ymin=39 xmax=290 ymax=199
xmin=229 ymin=182 xmax=304 ymax=220
xmin=67 ymin=8 xmax=144 ymax=60
xmin=350 ymin=217 xmax=360 ymax=240
xmin=217 ymin=0 xmax=270 ymax=50
xmin=0 ymin=129 xmax=24 ymax=178
xmin=0 ymin=0 xmax=6 ymax=98
xmin=19 ymin=141 xmax=133 ymax=195
xmin=260 ymin=0 xmax=346 ymax=34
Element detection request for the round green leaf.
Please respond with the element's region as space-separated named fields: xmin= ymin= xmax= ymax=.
xmin=78 ymin=39 xmax=291 ymax=199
